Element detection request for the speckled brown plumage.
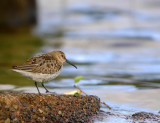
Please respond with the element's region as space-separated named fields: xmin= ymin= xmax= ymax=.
xmin=13 ymin=54 xmax=62 ymax=74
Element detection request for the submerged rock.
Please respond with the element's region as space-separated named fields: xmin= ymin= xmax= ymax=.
xmin=0 ymin=92 xmax=100 ymax=122
xmin=131 ymin=112 xmax=160 ymax=122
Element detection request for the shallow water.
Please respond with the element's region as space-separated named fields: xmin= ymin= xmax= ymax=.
xmin=36 ymin=0 xmax=160 ymax=120
xmin=1 ymin=0 xmax=160 ymax=122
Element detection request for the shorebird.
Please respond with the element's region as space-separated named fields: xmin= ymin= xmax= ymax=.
xmin=12 ymin=51 xmax=77 ymax=94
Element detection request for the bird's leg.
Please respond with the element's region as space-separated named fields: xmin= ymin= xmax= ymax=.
xmin=41 ymin=82 xmax=57 ymax=94
xmin=41 ymin=82 xmax=49 ymax=93
xmin=35 ymin=82 xmax=41 ymax=95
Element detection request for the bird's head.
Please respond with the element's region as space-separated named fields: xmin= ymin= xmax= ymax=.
xmin=50 ymin=51 xmax=77 ymax=69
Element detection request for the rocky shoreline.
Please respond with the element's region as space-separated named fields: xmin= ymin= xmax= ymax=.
xmin=0 ymin=92 xmax=159 ymax=123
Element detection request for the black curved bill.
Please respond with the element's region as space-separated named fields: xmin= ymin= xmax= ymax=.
xmin=66 ymin=59 xmax=77 ymax=69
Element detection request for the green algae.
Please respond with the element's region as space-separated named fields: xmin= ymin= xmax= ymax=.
xmin=0 ymin=32 xmax=43 ymax=86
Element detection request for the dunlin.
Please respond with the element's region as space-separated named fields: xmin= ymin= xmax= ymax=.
xmin=12 ymin=51 xmax=77 ymax=94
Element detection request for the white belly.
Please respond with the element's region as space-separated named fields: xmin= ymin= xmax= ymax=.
xmin=12 ymin=69 xmax=61 ymax=82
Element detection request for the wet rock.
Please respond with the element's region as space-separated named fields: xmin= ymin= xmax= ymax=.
xmin=131 ymin=112 xmax=160 ymax=122
xmin=0 ymin=92 xmax=100 ymax=122
xmin=93 ymin=110 xmax=160 ymax=122
xmin=132 ymin=112 xmax=160 ymax=120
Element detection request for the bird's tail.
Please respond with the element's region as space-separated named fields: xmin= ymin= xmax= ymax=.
xmin=12 ymin=66 xmax=17 ymax=69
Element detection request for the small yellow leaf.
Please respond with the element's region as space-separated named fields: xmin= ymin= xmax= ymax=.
xmin=64 ymin=90 xmax=82 ymax=95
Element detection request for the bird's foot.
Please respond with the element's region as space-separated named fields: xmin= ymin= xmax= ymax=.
xmin=46 ymin=91 xmax=57 ymax=95
xmin=46 ymin=90 xmax=50 ymax=93
xmin=38 ymin=92 xmax=42 ymax=95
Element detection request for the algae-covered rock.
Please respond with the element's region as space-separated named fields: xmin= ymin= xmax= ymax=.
xmin=0 ymin=92 xmax=100 ymax=122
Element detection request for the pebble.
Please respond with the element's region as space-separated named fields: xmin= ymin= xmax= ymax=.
xmin=38 ymin=109 xmax=43 ymax=114
xmin=5 ymin=118 xmax=10 ymax=123
xmin=58 ymin=111 xmax=62 ymax=115
xmin=22 ymin=102 xmax=27 ymax=107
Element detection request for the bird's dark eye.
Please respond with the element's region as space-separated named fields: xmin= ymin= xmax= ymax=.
xmin=61 ymin=55 xmax=64 ymax=57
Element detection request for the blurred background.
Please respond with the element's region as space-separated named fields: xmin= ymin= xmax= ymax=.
xmin=0 ymin=0 xmax=160 ymax=118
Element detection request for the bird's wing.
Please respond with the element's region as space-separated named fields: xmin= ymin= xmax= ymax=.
xmin=12 ymin=54 xmax=62 ymax=74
